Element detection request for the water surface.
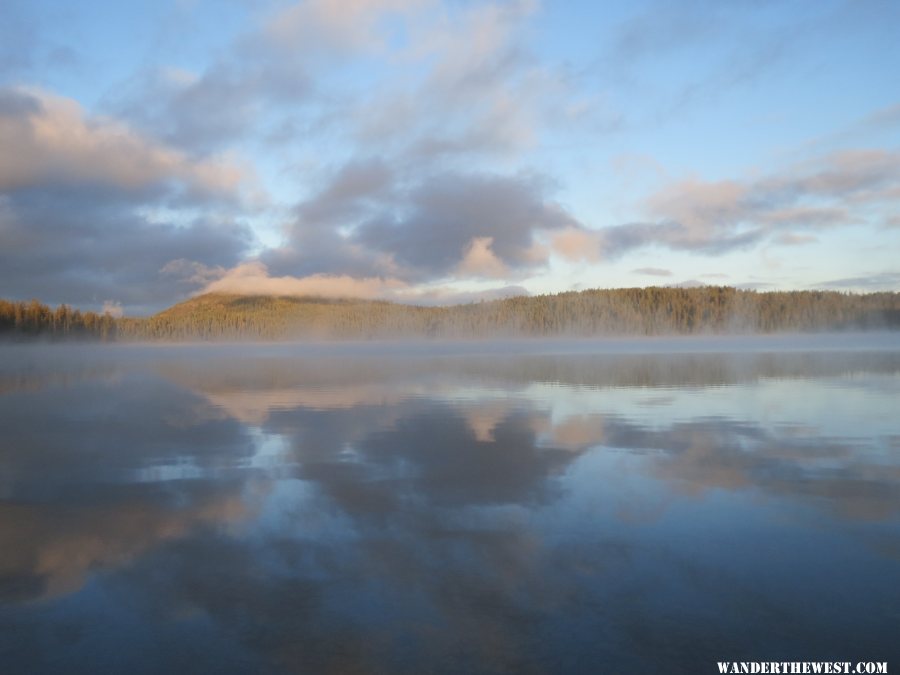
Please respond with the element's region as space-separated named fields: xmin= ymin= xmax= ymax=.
xmin=1 ymin=338 xmax=899 ymax=673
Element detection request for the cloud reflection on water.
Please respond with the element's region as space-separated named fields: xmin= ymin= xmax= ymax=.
xmin=0 ymin=345 xmax=899 ymax=672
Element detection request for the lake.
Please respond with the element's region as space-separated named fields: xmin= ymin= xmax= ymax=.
xmin=1 ymin=336 xmax=899 ymax=673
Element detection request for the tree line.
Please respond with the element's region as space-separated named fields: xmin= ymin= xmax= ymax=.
xmin=0 ymin=299 xmax=118 ymax=341
xmin=2 ymin=287 xmax=899 ymax=342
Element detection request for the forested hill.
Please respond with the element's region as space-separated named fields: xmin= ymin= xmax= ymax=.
xmin=3 ymin=287 xmax=900 ymax=342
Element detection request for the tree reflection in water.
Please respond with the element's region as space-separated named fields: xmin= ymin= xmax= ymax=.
xmin=1 ymin=343 xmax=899 ymax=673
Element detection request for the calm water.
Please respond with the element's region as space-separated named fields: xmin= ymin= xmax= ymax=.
xmin=1 ymin=337 xmax=899 ymax=673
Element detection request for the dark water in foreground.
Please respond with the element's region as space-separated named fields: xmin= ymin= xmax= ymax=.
xmin=1 ymin=337 xmax=899 ymax=674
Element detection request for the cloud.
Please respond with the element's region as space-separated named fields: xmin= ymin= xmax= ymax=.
xmin=455 ymin=237 xmax=509 ymax=279
xmin=599 ymin=2 xmax=851 ymax=121
xmin=360 ymin=0 xmax=553 ymax=161
xmin=774 ymin=233 xmax=817 ymax=246
xmin=110 ymin=0 xmax=421 ymax=154
xmin=107 ymin=0 xmax=499 ymax=154
xmin=103 ymin=0 xmax=586 ymax=297
xmin=815 ymin=271 xmax=900 ymax=291
xmin=295 ymin=158 xmax=395 ymax=227
xmin=551 ymin=227 xmax=603 ymax=263
xmin=0 ymin=190 xmax=254 ymax=312
xmin=802 ymin=102 xmax=900 ymax=152
xmin=356 ymin=171 xmax=577 ymax=279
xmin=112 ymin=56 xmax=311 ymax=156
xmin=0 ymin=84 xmax=260 ymax=313
xmin=606 ymin=2 xmax=725 ymax=70
xmin=198 ymin=260 xmax=528 ymax=306
xmin=763 ymin=149 xmax=900 ymax=201
xmin=759 ymin=207 xmax=849 ymax=228
xmin=850 ymin=103 xmax=900 ymax=134
xmin=646 ymin=178 xmax=747 ymax=233
xmin=251 ymin=0 xmax=588 ymax=205
xmin=581 ymin=148 xmax=900 ymax=260
xmin=267 ymin=169 xmax=580 ymax=285
xmin=0 ymin=87 xmax=244 ymax=198
xmin=201 ymin=261 xmax=407 ymax=299
xmin=265 ymin=0 xmax=430 ymax=55
xmin=629 ymin=222 xmax=763 ymax=257
xmin=97 ymin=0 xmax=593 ymax=303
xmin=111 ymin=0 xmax=547 ymax=157
xmin=6 ymin=0 xmax=897 ymax=309
xmin=631 ymin=267 xmax=672 ymax=277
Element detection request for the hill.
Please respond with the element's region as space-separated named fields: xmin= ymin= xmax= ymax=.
xmin=124 ymin=287 xmax=900 ymax=341
xmin=4 ymin=287 xmax=900 ymax=342
xmin=121 ymin=294 xmax=437 ymax=340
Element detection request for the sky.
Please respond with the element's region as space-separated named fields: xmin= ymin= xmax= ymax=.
xmin=1 ymin=0 xmax=899 ymax=315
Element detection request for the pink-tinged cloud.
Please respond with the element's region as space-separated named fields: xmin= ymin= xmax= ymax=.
xmin=199 ymin=261 xmax=528 ymax=306
xmin=266 ymin=0 xmax=432 ymax=55
xmin=201 ymin=262 xmax=408 ymax=299
xmin=647 ymin=178 xmax=746 ymax=232
xmin=774 ymin=233 xmax=817 ymax=246
xmin=0 ymin=87 xmax=245 ymax=197
xmin=586 ymin=148 xmax=900 ymax=259
xmin=456 ymin=237 xmax=509 ymax=278
xmin=550 ymin=227 xmax=604 ymax=262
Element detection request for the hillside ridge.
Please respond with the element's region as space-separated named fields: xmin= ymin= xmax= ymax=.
xmin=5 ymin=286 xmax=899 ymax=341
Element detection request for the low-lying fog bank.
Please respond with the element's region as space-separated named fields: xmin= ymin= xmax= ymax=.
xmin=1 ymin=330 xmax=898 ymax=360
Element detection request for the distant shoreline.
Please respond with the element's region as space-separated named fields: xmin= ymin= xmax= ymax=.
xmin=3 ymin=286 xmax=899 ymax=343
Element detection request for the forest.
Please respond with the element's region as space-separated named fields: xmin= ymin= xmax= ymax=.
xmin=1 ymin=287 xmax=899 ymax=342
xmin=0 ymin=299 xmax=119 ymax=341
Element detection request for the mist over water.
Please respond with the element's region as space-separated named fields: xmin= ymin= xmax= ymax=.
xmin=1 ymin=336 xmax=899 ymax=673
